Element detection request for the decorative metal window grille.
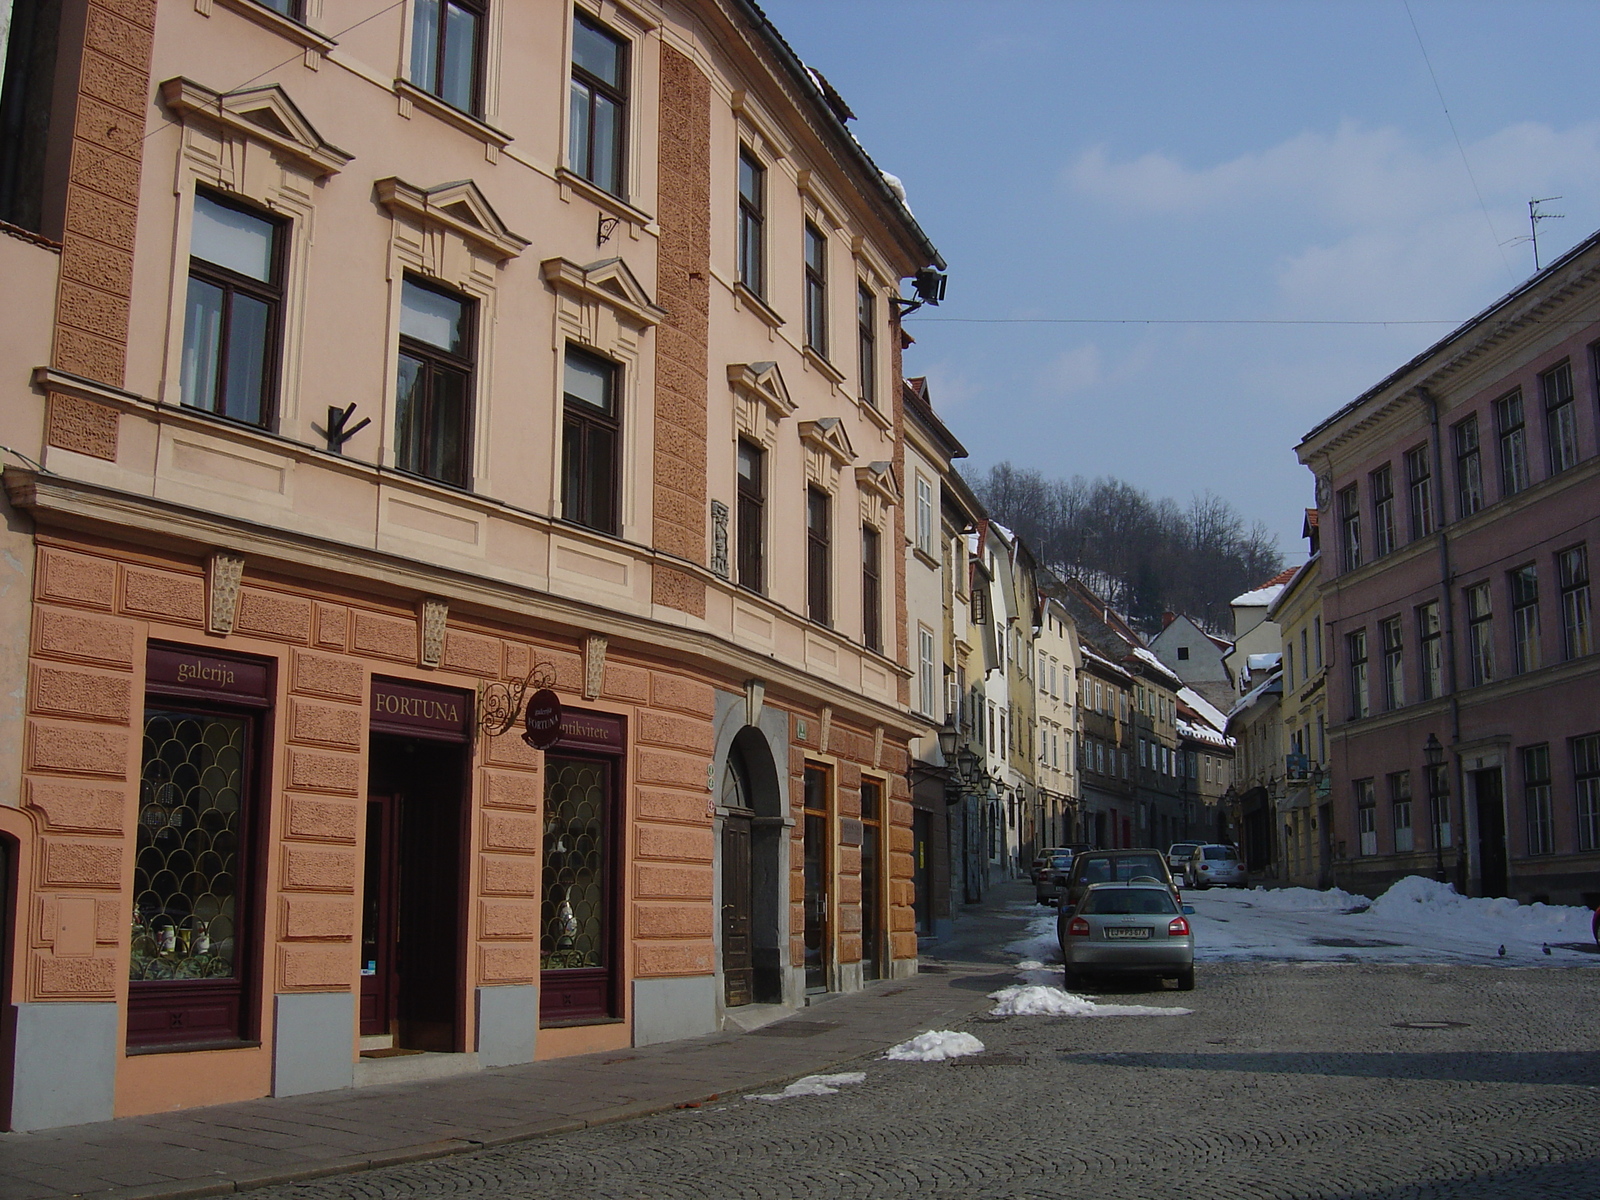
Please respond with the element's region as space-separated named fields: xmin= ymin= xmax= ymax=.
xmin=541 ymin=759 xmax=609 ymax=970
xmin=132 ymin=712 xmax=245 ymax=982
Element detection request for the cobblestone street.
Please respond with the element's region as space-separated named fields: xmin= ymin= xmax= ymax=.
xmin=245 ymin=959 xmax=1600 ymax=1200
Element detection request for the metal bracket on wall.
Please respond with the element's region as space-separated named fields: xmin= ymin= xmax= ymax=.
xmin=479 ymin=660 xmax=557 ymax=739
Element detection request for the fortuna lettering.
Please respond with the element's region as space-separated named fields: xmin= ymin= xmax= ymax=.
xmin=374 ymin=692 xmax=461 ymax=723
xmin=176 ymin=661 xmax=236 ymax=687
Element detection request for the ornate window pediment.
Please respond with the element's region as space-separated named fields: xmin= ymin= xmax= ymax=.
xmin=376 ymin=177 xmax=529 ymax=262
xmin=541 ymin=256 xmax=665 ymax=329
xmin=799 ymin=416 xmax=855 ymax=491
xmin=856 ymin=460 xmax=900 ymax=526
xmin=728 ymin=361 xmax=795 ymax=447
xmin=160 ymin=78 xmax=352 ymax=178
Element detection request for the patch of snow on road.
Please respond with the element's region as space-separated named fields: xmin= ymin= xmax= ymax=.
xmin=1005 ymin=908 xmax=1061 ymax=963
xmin=746 ymin=1072 xmax=866 ymax=1101
xmin=988 ymin=984 xmax=1192 ymax=1018
xmin=884 ymin=1030 xmax=985 ymax=1061
xmin=1227 ymin=884 xmax=1369 ymax=912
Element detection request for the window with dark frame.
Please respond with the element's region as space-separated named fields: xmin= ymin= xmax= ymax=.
xmin=803 ymin=221 xmax=828 ymax=357
xmin=0 ymin=0 xmax=67 ymax=233
xmin=569 ymin=12 xmax=627 ymax=197
xmin=737 ymin=148 xmax=765 ymax=298
xmin=562 ymin=345 xmax=621 ymax=535
xmin=857 ymin=283 xmax=877 ymax=409
xmin=1380 ymin=616 xmax=1404 ymax=710
xmin=256 ymin=0 xmax=305 ymax=18
xmin=1510 ymin=564 xmax=1541 ymax=674
xmin=129 ymin=647 xmax=272 ymax=1051
xmin=1347 ymin=628 xmax=1369 ymax=720
xmin=1338 ymin=484 xmax=1362 ymax=572
xmin=1523 ymin=743 xmax=1553 ymax=856
xmin=1542 ymin=360 xmax=1580 ymax=475
xmin=1559 ymin=545 xmax=1591 ymax=661
xmin=1466 ymin=581 xmax=1495 ymax=686
xmin=736 ymin=438 xmax=764 ymax=593
xmin=409 ymin=0 xmax=485 ymax=115
xmin=1356 ymin=778 xmax=1377 ymax=855
xmin=181 ymin=190 xmax=285 ymax=429
xmin=395 ymin=276 xmax=474 ymax=488
xmin=1577 ymin=734 xmax=1600 ymax=853
xmin=861 ymin=524 xmax=882 ymax=652
xmin=1370 ymin=464 xmax=1396 ymax=557
xmin=1404 ymin=443 xmax=1435 ymax=540
xmin=1417 ymin=600 xmax=1443 ymax=701
xmin=1454 ymin=414 xmax=1484 ymax=518
xmin=1389 ymin=771 xmax=1413 ymax=853
xmin=918 ymin=625 xmax=936 ymax=716
xmin=806 ymin=486 xmax=830 ymax=627
xmin=1427 ymin=762 xmax=1451 ymax=849
xmin=1494 ymin=389 xmax=1530 ymax=498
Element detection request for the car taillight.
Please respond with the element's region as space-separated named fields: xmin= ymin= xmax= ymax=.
xmin=1200 ymin=864 xmax=1211 ymax=870
xmin=1068 ymin=917 xmax=1091 ymax=937
xmin=1168 ymin=917 xmax=1190 ymax=936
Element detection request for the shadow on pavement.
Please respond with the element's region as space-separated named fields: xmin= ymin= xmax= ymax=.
xmin=1067 ymin=1049 xmax=1600 ymax=1087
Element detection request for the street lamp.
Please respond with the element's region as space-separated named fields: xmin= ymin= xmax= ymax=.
xmin=1424 ymin=732 xmax=1449 ymax=883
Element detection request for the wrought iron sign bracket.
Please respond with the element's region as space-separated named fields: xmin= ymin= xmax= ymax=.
xmin=478 ymin=661 xmax=557 ymax=739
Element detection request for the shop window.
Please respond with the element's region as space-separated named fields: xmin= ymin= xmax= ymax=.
xmin=540 ymin=712 xmax=625 ymax=1023
xmin=803 ymin=765 xmax=831 ymax=992
xmin=410 ymin=0 xmax=485 ymax=116
xmin=562 ymin=345 xmax=621 ymax=534
xmin=860 ymin=777 xmax=884 ymax=982
xmin=569 ymin=11 xmax=627 ymax=196
xmin=129 ymin=645 xmax=272 ymax=1051
xmin=396 ymin=276 xmax=475 ymax=487
xmin=181 ymin=190 xmax=285 ymax=429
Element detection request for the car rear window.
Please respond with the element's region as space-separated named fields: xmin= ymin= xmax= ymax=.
xmin=1084 ymin=889 xmax=1179 ymax=915
xmin=1050 ymin=855 xmax=1072 ymax=868
xmin=1203 ymin=846 xmax=1238 ymax=860
xmin=1113 ymin=855 xmax=1165 ymax=879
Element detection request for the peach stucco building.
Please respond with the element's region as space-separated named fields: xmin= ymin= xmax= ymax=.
xmin=0 ymin=0 xmax=945 ymax=1128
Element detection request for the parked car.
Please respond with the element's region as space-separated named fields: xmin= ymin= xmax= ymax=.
xmin=1166 ymin=842 xmax=1201 ymax=873
xmin=1185 ymin=843 xmax=1248 ymax=888
xmin=1030 ymin=848 xmax=1074 ymax=884
xmin=1059 ymin=848 xmax=1180 ymax=913
xmin=1058 ymin=881 xmax=1195 ymax=990
xmin=1035 ymin=852 xmax=1076 ymax=904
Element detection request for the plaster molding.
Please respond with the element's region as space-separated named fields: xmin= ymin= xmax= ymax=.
xmin=376 ymin=177 xmax=529 ymax=261
xmin=159 ymin=78 xmax=351 ymax=177
xmin=583 ymin=633 xmax=608 ymax=700
xmin=206 ymin=552 xmax=245 ymax=634
xmin=419 ymin=597 xmax=448 ymax=667
xmin=541 ymin=256 xmax=665 ymax=328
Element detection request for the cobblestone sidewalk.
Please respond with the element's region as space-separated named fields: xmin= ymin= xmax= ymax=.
xmin=0 ymin=890 xmax=1037 ymax=1200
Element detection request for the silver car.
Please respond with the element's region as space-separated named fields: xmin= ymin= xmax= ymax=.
xmin=1058 ymin=882 xmax=1195 ymax=991
xmin=1185 ymin=843 xmax=1248 ymax=888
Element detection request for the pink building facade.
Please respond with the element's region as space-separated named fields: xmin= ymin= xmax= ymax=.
xmin=0 ymin=0 xmax=943 ymax=1129
xmin=1299 ymin=231 xmax=1600 ymax=907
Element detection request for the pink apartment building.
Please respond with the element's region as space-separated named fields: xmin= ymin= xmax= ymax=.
xmin=1299 ymin=230 xmax=1600 ymax=908
xmin=0 ymin=0 xmax=944 ymax=1128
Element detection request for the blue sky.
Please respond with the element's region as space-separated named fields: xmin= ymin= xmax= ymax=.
xmin=759 ymin=0 xmax=1600 ymax=561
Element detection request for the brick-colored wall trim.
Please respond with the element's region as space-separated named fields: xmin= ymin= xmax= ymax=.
xmin=651 ymin=45 xmax=710 ymax=617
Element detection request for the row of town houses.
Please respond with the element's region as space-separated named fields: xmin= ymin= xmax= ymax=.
xmin=0 ymin=0 xmax=1253 ymax=1131
xmin=1216 ymin=225 xmax=1600 ymax=914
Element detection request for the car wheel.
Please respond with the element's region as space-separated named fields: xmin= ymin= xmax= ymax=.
xmin=1176 ymin=967 xmax=1195 ymax=991
xmin=1062 ymin=965 xmax=1083 ymax=990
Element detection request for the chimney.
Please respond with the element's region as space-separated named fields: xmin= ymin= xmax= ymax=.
xmin=1161 ymin=611 xmax=1176 ymax=630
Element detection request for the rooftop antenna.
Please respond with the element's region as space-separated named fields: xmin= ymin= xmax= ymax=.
xmin=1528 ymin=196 xmax=1564 ymax=271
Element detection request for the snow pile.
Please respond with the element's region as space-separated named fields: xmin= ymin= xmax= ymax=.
xmin=1367 ymin=875 xmax=1594 ymax=948
xmin=988 ymin=984 xmax=1191 ymax=1018
xmin=1233 ymin=885 xmax=1369 ymax=913
xmin=884 ymin=1030 xmax=985 ymax=1062
xmin=747 ymin=1072 xmax=866 ymax=1101
xmin=1005 ymin=909 xmax=1061 ymax=963
xmin=1014 ymin=959 xmax=1063 ymax=986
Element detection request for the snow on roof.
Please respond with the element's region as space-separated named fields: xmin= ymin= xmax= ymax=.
xmin=1177 ymin=686 xmax=1229 ymax=733
xmin=1130 ymin=646 xmax=1182 ymax=686
xmin=1081 ymin=646 xmax=1132 ymax=680
xmin=1178 ymin=717 xmax=1233 ymax=749
xmin=1247 ymin=652 xmax=1283 ymax=671
xmin=1231 ymin=582 xmax=1286 ymax=608
xmin=1227 ymin=670 xmax=1283 ymax=723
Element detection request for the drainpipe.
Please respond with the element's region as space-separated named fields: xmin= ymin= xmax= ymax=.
xmin=1421 ymin=386 xmax=1468 ymax=889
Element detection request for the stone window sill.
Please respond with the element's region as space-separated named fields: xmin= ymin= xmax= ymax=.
xmin=802 ymin=345 xmax=845 ymax=386
xmin=859 ymin=395 xmax=892 ymax=432
xmin=734 ymin=282 xmax=785 ymax=329
xmin=394 ymin=80 xmax=512 ymax=150
xmin=213 ymin=0 xmax=337 ymax=52
xmin=555 ymin=167 xmax=654 ymax=229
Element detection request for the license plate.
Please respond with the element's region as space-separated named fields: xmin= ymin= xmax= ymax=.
xmin=1104 ymin=927 xmax=1151 ymax=939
